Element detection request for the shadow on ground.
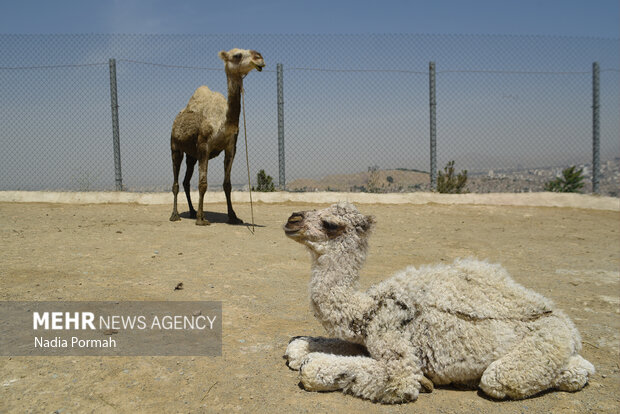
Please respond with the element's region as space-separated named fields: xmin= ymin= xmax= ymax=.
xmin=179 ymin=210 xmax=265 ymax=228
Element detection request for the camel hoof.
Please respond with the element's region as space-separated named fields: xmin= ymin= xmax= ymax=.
xmin=170 ymin=212 xmax=181 ymax=222
xmin=189 ymin=210 xmax=197 ymax=219
xmin=228 ymin=216 xmax=243 ymax=225
xmin=196 ymin=219 xmax=211 ymax=226
xmin=419 ymin=376 xmax=434 ymax=393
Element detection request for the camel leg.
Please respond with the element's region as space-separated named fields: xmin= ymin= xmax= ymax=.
xmin=284 ymin=336 xmax=369 ymax=370
xmin=195 ymin=149 xmax=210 ymax=226
xmin=553 ymin=354 xmax=595 ymax=392
xmin=299 ymin=352 xmax=432 ymax=403
xmin=299 ymin=353 xmax=380 ymax=394
xmin=479 ymin=314 xmax=586 ymax=400
xmin=223 ymin=146 xmax=242 ymax=224
xmin=183 ymin=155 xmax=197 ymax=218
xmin=296 ymin=331 xmax=432 ymax=403
xmin=169 ymin=149 xmax=183 ymax=221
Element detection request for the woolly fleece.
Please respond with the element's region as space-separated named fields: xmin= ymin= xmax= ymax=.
xmin=284 ymin=202 xmax=594 ymax=403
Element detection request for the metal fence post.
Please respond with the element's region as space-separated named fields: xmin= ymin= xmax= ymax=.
xmin=108 ymin=58 xmax=123 ymax=191
xmin=592 ymin=61 xmax=600 ymax=194
xmin=429 ymin=61 xmax=437 ymax=190
xmin=277 ymin=63 xmax=285 ymax=190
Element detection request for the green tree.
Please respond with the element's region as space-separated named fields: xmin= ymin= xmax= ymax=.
xmin=544 ymin=166 xmax=585 ymax=193
xmin=437 ymin=161 xmax=468 ymax=194
xmin=253 ymin=169 xmax=275 ymax=192
xmin=366 ymin=165 xmax=381 ymax=193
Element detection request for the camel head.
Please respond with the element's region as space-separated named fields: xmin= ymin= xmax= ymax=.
xmin=218 ymin=48 xmax=265 ymax=77
xmin=284 ymin=202 xmax=375 ymax=255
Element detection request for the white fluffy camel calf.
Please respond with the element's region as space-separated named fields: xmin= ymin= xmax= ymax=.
xmin=283 ymin=202 xmax=594 ymax=403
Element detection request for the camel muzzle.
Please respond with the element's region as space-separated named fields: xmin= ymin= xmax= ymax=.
xmin=284 ymin=212 xmax=304 ymax=236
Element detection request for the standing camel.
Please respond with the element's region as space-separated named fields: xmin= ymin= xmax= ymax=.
xmin=169 ymin=48 xmax=265 ymax=225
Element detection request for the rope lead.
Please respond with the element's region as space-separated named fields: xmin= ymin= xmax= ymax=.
xmin=241 ymin=87 xmax=255 ymax=234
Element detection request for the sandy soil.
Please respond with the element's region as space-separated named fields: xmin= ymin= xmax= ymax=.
xmin=0 ymin=201 xmax=618 ymax=413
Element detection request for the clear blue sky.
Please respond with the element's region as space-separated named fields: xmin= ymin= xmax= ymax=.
xmin=0 ymin=0 xmax=618 ymax=37
xmin=1 ymin=1 xmax=618 ymax=190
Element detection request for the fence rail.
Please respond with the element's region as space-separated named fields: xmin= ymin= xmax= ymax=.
xmin=1 ymin=34 xmax=618 ymax=196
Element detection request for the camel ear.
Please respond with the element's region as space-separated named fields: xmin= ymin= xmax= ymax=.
xmin=218 ymin=50 xmax=229 ymax=62
xmin=357 ymin=215 xmax=376 ymax=234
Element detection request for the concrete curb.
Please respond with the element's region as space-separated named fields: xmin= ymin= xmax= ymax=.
xmin=0 ymin=191 xmax=618 ymax=211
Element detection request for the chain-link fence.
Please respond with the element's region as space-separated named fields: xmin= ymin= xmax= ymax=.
xmin=1 ymin=34 xmax=618 ymax=195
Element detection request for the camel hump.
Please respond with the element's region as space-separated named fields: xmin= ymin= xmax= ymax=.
xmin=185 ymin=85 xmax=226 ymax=113
xmin=385 ymin=258 xmax=554 ymax=321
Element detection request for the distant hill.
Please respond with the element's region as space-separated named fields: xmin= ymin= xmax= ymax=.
xmin=285 ymin=158 xmax=619 ymax=197
xmin=288 ymin=169 xmax=430 ymax=192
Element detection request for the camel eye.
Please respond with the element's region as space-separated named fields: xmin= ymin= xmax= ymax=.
xmin=322 ymin=220 xmax=340 ymax=231
xmin=233 ymin=53 xmax=242 ymax=60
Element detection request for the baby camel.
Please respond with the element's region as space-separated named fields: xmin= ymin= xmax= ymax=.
xmin=283 ymin=202 xmax=594 ymax=404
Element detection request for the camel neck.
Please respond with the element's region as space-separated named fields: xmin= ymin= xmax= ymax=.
xmin=310 ymin=249 xmax=364 ymax=291
xmin=309 ymin=244 xmax=372 ymax=342
xmin=224 ymin=73 xmax=243 ymax=128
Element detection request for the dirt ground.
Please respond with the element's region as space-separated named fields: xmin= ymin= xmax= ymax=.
xmin=1 ymin=200 xmax=618 ymax=413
